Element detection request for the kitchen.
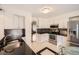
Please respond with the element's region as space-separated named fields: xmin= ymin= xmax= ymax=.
xmin=0 ymin=4 xmax=79 ymax=55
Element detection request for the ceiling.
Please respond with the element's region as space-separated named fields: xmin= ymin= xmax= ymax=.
xmin=1 ymin=4 xmax=79 ymax=18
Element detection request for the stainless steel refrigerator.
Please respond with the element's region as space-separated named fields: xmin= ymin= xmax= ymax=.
xmin=68 ymin=16 xmax=79 ymax=46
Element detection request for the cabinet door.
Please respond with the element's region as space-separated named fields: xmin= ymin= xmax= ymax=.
xmin=13 ymin=15 xmax=19 ymax=29
xmin=18 ymin=16 xmax=25 ymax=29
xmin=4 ymin=14 xmax=25 ymax=29
xmin=38 ymin=18 xmax=50 ymax=28
xmin=0 ymin=15 xmax=4 ymax=40
xmin=4 ymin=14 xmax=15 ymax=29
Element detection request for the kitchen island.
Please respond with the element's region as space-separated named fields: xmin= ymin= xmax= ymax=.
xmin=29 ymin=41 xmax=58 ymax=55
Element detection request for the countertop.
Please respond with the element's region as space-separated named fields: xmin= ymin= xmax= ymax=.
xmin=29 ymin=41 xmax=58 ymax=54
xmin=36 ymin=28 xmax=67 ymax=36
xmin=0 ymin=41 xmax=35 ymax=55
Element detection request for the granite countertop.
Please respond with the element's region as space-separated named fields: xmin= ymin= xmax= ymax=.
xmin=0 ymin=40 xmax=36 ymax=55
xmin=36 ymin=28 xmax=67 ymax=36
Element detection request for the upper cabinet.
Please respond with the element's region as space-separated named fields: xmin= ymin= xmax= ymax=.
xmin=0 ymin=14 xmax=5 ymax=40
xmin=32 ymin=17 xmax=51 ymax=28
xmin=18 ymin=16 xmax=25 ymax=29
xmin=4 ymin=14 xmax=25 ymax=29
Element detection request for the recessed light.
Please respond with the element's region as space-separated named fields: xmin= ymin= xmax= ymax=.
xmin=40 ymin=6 xmax=53 ymax=14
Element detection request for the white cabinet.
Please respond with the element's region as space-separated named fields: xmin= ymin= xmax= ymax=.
xmin=0 ymin=15 xmax=4 ymax=40
xmin=57 ymin=35 xmax=65 ymax=47
xmin=4 ymin=14 xmax=25 ymax=29
xmin=13 ymin=15 xmax=19 ymax=29
xmin=0 ymin=13 xmax=25 ymax=41
xmin=18 ymin=16 xmax=25 ymax=29
xmin=4 ymin=14 xmax=14 ymax=29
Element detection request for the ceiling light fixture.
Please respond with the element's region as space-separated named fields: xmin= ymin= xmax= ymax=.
xmin=40 ymin=6 xmax=53 ymax=14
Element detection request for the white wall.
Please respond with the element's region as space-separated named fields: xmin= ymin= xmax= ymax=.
xmin=49 ymin=10 xmax=79 ymax=28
